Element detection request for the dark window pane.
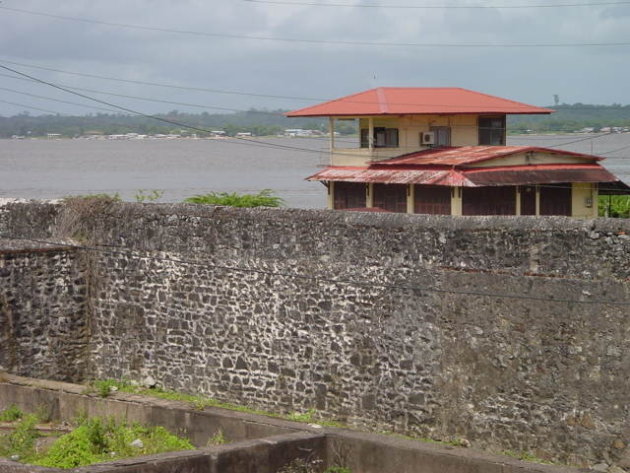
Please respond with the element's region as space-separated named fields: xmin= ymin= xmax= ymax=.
xmin=414 ymin=185 xmax=451 ymax=215
xmin=520 ymin=186 xmax=536 ymax=215
xmin=540 ymin=183 xmax=571 ymax=216
xmin=430 ymin=127 xmax=451 ymax=147
xmin=373 ymin=184 xmax=407 ymax=213
xmin=360 ymin=128 xmax=369 ymax=148
xmin=463 ymin=186 xmax=516 ymax=215
xmin=479 ymin=116 xmax=506 ymax=145
xmin=334 ymin=182 xmax=366 ymax=209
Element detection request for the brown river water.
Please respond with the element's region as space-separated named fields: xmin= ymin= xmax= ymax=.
xmin=1 ymin=135 xmax=628 ymax=208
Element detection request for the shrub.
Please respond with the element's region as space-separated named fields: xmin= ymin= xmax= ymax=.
xmin=0 ymin=414 xmax=38 ymax=460
xmin=32 ymin=417 xmax=194 ymax=469
xmin=184 ymin=189 xmax=283 ymax=208
xmin=0 ymin=405 xmax=24 ymax=422
xmin=598 ymin=195 xmax=630 ymax=218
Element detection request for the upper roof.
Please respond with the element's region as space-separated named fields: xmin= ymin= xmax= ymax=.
xmin=378 ymin=146 xmax=602 ymax=167
xmin=287 ymin=87 xmax=554 ymax=117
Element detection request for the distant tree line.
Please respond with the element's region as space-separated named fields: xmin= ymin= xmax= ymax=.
xmin=1 ymin=104 xmax=629 ymax=138
xmin=508 ymin=103 xmax=630 ymax=133
xmin=0 ymin=109 xmax=337 ymax=138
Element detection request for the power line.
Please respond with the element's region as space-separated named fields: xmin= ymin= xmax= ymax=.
xmin=0 ymin=63 xmax=329 ymax=155
xmin=0 ymin=86 xmax=122 ymax=113
xmin=243 ymin=0 xmax=630 ymax=9
xmin=1 ymin=64 xmax=626 ymax=165
xmin=4 ymin=59 xmax=629 ymax=113
xmin=2 ymin=70 xmax=622 ymax=138
xmin=0 ymin=58 xmax=320 ymax=103
xmin=2 ymin=234 xmax=628 ymax=307
xmin=2 ymin=5 xmax=630 ymax=48
xmin=0 ymin=77 xmax=277 ymax=115
xmin=0 ymin=98 xmax=59 ymax=114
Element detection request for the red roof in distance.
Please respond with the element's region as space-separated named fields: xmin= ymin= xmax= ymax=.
xmin=286 ymin=87 xmax=554 ymax=117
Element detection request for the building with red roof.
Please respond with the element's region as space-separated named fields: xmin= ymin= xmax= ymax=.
xmin=288 ymin=87 xmax=628 ymax=217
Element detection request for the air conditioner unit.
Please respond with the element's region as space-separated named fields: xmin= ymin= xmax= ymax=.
xmin=421 ymin=132 xmax=435 ymax=145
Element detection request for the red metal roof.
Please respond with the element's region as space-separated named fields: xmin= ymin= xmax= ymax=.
xmin=307 ymin=144 xmax=622 ymax=187
xmin=378 ymin=146 xmax=602 ymax=167
xmin=308 ymin=164 xmax=620 ymax=187
xmin=287 ymin=88 xmax=554 ymax=117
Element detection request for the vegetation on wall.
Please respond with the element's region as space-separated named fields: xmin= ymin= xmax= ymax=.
xmin=0 ymin=406 xmax=194 ymax=469
xmin=184 ymin=189 xmax=283 ymax=207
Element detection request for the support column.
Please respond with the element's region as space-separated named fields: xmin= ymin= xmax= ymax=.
xmin=366 ymin=183 xmax=374 ymax=208
xmin=329 ymin=117 xmax=335 ymax=165
xmin=368 ymin=117 xmax=374 ymax=151
xmin=327 ymin=181 xmax=334 ymax=210
xmin=535 ymin=186 xmax=541 ymax=216
xmin=515 ymin=187 xmax=521 ymax=216
xmin=407 ymin=185 xmax=415 ymax=214
xmin=451 ymin=186 xmax=463 ymax=216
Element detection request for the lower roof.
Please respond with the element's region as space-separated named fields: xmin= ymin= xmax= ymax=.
xmin=308 ymin=164 xmax=620 ymax=187
xmin=307 ymin=145 xmax=627 ymax=188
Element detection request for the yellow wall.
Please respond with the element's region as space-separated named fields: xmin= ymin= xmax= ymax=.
xmin=571 ymin=183 xmax=598 ymax=218
xmin=472 ymin=151 xmax=596 ymax=168
xmin=330 ymin=115 xmax=482 ymax=166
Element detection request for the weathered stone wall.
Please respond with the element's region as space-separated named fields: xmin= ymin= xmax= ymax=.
xmin=0 ymin=240 xmax=89 ymax=382
xmin=0 ymin=201 xmax=629 ymax=467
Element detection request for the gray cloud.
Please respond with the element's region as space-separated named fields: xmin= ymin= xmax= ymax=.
xmin=0 ymin=0 xmax=629 ymax=117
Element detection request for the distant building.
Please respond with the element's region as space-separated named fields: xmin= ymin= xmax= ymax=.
xmin=287 ymin=87 xmax=629 ymax=217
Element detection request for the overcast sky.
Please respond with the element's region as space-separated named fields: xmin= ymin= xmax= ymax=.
xmin=0 ymin=0 xmax=629 ymax=117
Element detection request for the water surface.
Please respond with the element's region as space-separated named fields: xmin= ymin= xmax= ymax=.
xmin=1 ymin=135 xmax=628 ymax=208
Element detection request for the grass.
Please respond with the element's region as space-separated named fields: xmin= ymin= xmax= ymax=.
xmin=0 ymin=412 xmax=194 ymax=469
xmin=0 ymin=414 xmax=39 ymax=460
xmin=502 ymin=449 xmax=553 ymax=464
xmin=184 ymin=189 xmax=283 ymax=208
xmin=0 ymin=405 xmax=24 ymax=422
xmin=84 ymin=379 xmax=347 ymax=428
xmin=207 ymin=429 xmax=226 ymax=446
xmin=83 ymin=380 xmax=557 ymax=467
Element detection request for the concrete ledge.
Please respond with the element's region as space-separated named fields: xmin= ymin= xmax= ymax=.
xmin=0 ymin=376 xmax=595 ymax=473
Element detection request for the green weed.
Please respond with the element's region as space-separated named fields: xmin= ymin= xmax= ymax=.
xmin=0 ymin=405 xmax=24 ymax=422
xmin=33 ymin=417 xmax=193 ymax=469
xmin=207 ymin=429 xmax=227 ymax=446
xmin=598 ymin=195 xmax=630 ymax=218
xmin=0 ymin=414 xmax=39 ymax=460
xmin=502 ymin=449 xmax=552 ymax=464
xmin=135 ymin=189 xmax=164 ymax=203
xmin=324 ymin=467 xmax=352 ymax=473
xmin=184 ymin=189 xmax=283 ymax=208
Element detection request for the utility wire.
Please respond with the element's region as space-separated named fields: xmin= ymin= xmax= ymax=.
xmin=2 ymin=70 xmax=618 ymax=137
xmin=243 ymin=0 xmax=630 ymax=8
xmin=0 ymin=98 xmax=59 ymax=114
xmin=2 ymin=234 xmax=628 ymax=307
xmin=0 ymin=86 xmax=122 ymax=113
xmin=1 ymin=65 xmax=626 ymax=165
xmin=2 ymin=5 xmax=630 ymax=48
xmin=0 ymin=63 xmax=333 ymax=155
xmin=3 ymin=59 xmax=627 ymax=114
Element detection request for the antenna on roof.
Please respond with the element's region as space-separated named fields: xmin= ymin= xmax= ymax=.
xmin=371 ymin=72 xmax=378 ymax=88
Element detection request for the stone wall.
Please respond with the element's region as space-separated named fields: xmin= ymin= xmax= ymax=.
xmin=0 ymin=201 xmax=629 ymax=467
xmin=0 ymin=240 xmax=88 ymax=382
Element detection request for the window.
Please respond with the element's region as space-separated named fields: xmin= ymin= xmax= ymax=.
xmin=333 ymin=182 xmax=366 ymax=209
xmin=430 ymin=126 xmax=451 ymax=147
xmin=360 ymin=127 xmax=399 ymax=148
xmin=478 ymin=116 xmax=506 ymax=145
xmin=373 ymin=184 xmax=407 ymax=213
